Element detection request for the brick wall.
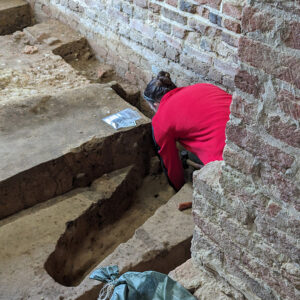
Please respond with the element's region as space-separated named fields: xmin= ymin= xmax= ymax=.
xmin=28 ymin=0 xmax=243 ymax=90
xmin=192 ymin=0 xmax=300 ymax=299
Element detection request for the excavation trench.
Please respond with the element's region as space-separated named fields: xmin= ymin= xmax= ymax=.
xmin=0 ymin=19 xmax=194 ymax=299
xmin=44 ymin=163 xmax=177 ymax=287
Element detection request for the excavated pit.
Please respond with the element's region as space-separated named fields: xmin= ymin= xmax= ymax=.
xmin=44 ymin=164 xmax=175 ymax=286
xmin=0 ymin=16 xmax=194 ymax=299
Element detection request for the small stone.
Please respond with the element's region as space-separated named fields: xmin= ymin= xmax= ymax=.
xmin=23 ymin=45 xmax=38 ymax=54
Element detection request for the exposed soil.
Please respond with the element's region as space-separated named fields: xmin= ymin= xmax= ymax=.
xmin=0 ymin=171 xmax=175 ymax=298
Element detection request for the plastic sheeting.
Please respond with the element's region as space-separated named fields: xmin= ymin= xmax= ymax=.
xmin=102 ymin=108 xmax=141 ymax=129
xmin=90 ymin=265 xmax=196 ymax=300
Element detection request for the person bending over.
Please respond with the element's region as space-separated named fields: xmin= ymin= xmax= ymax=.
xmin=143 ymin=71 xmax=232 ymax=191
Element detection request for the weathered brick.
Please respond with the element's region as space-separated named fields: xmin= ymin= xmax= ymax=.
xmin=196 ymin=6 xmax=209 ymax=18
xmin=234 ymin=70 xmax=261 ymax=97
xmin=141 ymin=35 xmax=154 ymax=48
xmin=209 ymin=12 xmax=222 ymax=26
xmin=242 ymin=6 xmax=275 ymax=33
xmin=239 ymin=37 xmax=300 ymax=89
xmin=179 ymin=0 xmax=196 ymax=13
xmin=172 ymin=25 xmax=187 ymax=38
xmin=222 ymin=2 xmax=243 ymax=20
xmin=180 ymin=53 xmax=193 ymax=67
xmin=162 ymin=8 xmax=187 ymax=24
xmin=122 ymin=2 xmax=133 ymax=16
xmin=240 ymin=251 xmax=298 ymax=299
xmin=153 ymin=40 xmax=166 ymax=56
xmin=265 ymin=116 xmax=300 ymax=148
xmin=208 ymin=67 xmax=222 ymax=83
xmin=221 ymin=32 xmax=239 ymax=47
xmin=281 ymin=21 xmax=300 ymax=50
xmin=149 ymin=2 xmax=161 ymax=13
xmin=108 ymin=8 xmax=129 ymax=23
xmin=188 ymin=18 xmax=207 ymax=33
xmin=129 ymin=29 xmax=143 ymax=43
xmin=226 ymin=124 xmax=295 ymax=172
xmin=131 ymin=19 xmax=155 ymax=38
xmin=222 ymin=75 xmax=235 ymax=90
xmin=200 ymin=38 xmax=212 ymax=51
xmin=166 ymin=46 xmax=180 ymax=61
xmin=267 ymin=202 xmax=282 ymax=217
xmin=229 ymin=94 xmax=258 ymax=125
xmin=223 ymin=144 xmax=256 ymax=175
xmin=133 ymin=6 xmax=148 ymax=18
xmin=159 ymin=20 xmax=171 ymax=34
xmin=134 ymin=0 xmax=148 ymax=8
xmin=191 ymin=59 xmax=210 ymax=76
xmin=265 ymin=0 xmax=300 ymax=16
xmin=183 ymin=45 xmax=213 ymax=64
xmin=277 ymin=90 xmax=300 ymax=120
xmin=165 ymin=0 xmax=178 ymax=7
xmin=194 ymin=0 xmax=221 ymax=9
xmin=193 ymin=211 xmax=242 ymax=260
xmin=255 ymin=215 xmax=300 ymax=262
xmin=224 ymin=19 xmax=241 ymax=33
xmin=156 ymin=31 xmax=182 ymax=49
xmin=261 ymin=205 xmax=300 ymax=237
xmin=214 ymin=58 xmax=237 ymax=77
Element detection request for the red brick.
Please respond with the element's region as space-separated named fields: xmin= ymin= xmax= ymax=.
xmin=240 ymin=251 xmax=298 ymax=299
xmin=266 ymin=116 xmax=300 ymax=148
xmin=165 ymin=0 xmax=178 ymax=7
xmin=222 ymin=2 xmax=243 ymax=20
xmin=223 ymin=145 xmax=256 ymax=175
xmin=281 ymin=21 xmax=300 ymax=50
xmin=256 ymin=215 xmax=300 ymax=261
xmin=234 ymin=70 xmax=261 ymax=97
xmin=194 ymin=0 xmax=221 ymax=9
xmin=229 ymin=94 xmax=257 ymax=125
xmin=242 ymin=6 xmax=275 ymax=33
xmin=193 ymin=212 xmax=242 ymax=259
xmin=267 ymin=203 xmax=281 ymax=217
xmin=134 ymin=0 xmax=148 ymax=8
xmin=261 ymin=167 xmax=300 ymax=207
xmin=238 ymin=37 xmax=300 ymax=89
xmin=277 ymin=90 xmax=300 ymax=120
xmin=226 ymin=124 xmax=295 ymax=172
xmin=224 ymin=19 xmax=241 ymax=33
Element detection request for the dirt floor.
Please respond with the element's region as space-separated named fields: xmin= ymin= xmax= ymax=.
xmin=0 ymin=18 xmax=194 ymax=299
xmin=0 ymin=170 xmax=175 ymax=299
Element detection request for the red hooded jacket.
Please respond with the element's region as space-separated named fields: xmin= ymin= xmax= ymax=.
xmin=152 ymin=83 xmax=232 ymax=191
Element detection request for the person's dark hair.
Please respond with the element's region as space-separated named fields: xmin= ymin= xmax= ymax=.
xmin=143 ymin=71 xmax=177 ymax=103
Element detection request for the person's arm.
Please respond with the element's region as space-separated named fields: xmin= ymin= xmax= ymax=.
xmin=152 ymin=125 xmax=185 ymax=191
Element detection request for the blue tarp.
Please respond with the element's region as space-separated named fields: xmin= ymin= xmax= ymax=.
xmin=90 ymin=265 xmax=196 ymax=300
